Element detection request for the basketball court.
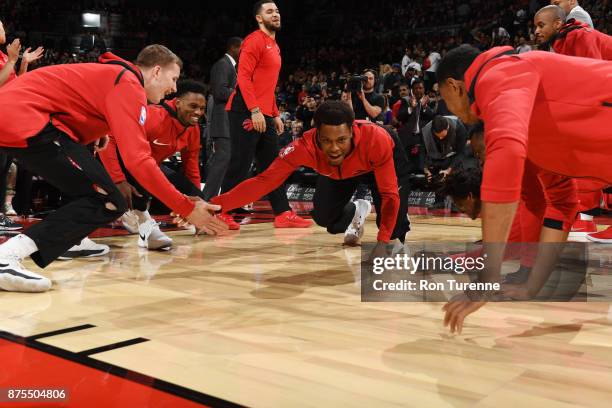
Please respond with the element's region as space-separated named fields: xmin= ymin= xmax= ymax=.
xmin=1 ymin=205 xmax=611 ymax=407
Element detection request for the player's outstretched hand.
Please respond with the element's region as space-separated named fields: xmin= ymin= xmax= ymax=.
xmin=23 ymin=46 xmax=44 ymax=64
xmin=442 ymin=293 xmax=487 ymax=335
xmin=185 ymin=200 xmax=227 ymax=236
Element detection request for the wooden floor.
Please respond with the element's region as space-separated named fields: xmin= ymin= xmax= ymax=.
xmin=1 ymin=214 xmax=612 ymax=407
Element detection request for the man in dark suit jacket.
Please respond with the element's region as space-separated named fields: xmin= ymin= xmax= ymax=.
xmin=203 ymin=37 xmax=242 ymax=200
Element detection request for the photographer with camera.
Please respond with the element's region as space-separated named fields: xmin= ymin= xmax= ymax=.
xmin=341 ymin=69 xmax=385 ymax=123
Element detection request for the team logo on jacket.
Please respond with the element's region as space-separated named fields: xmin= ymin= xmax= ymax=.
xmin=139 ymin=106 xmax=147 ymax=126
xmin=279 ymin=145 xmax=295 ymax=158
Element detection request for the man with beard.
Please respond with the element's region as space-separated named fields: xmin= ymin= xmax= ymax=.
xmin=99 ymin=80 xmax=208 ymax=251
xmin=222 ymin=1 xmax=311 ymax=230
xmin=533 ymin=5 xmax=612 ymax=242
xmin=342 ymin=69 xmax=385 ymax=123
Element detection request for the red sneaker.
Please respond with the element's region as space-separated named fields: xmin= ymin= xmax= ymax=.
xmin=218 ymin=213 xmax=240 ymax=230
xmin=568 ymin=219 xmax=597 ymax=241
xmin=587 ymin=226 xmax=612 ymax=243
xmin=273 ymin=210 xmax=313 ymax=228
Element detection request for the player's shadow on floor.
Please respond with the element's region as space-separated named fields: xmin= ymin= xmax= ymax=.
xmin=381 ymin=318 xmax=612 ymax=406
xmin=250 ymin=268 xmax=356 ymax=299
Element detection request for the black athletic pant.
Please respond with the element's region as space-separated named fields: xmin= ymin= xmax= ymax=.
xmin=202 ymin=136 xmax=231 ymax=201
xmin=221 ymin=111 xmax=291 ymax=215
xmin=0 ymin=125 xmax=127 ymax=268
xmin=117 ymin=157 xmax=204 ymax=212
xmin=0 ymin=152 xmax=13 ymax=208
xmin=311 ymin=173 xmax=411 ymax=243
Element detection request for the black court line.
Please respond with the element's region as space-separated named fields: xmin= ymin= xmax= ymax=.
xmin=27 ymin=324 xmax=96 ymax=340
xmin=77 ymin=337 xmax=150 ymax=356
xmin=0 ymin=329 xmax=244 ymax=408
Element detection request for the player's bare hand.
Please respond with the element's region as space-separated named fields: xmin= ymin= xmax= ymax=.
xmin=22 ymin=46 xmax=44 ymax=64
xmin=273 ymin=116 xmax=284 ymax=135
xmin=442 ymin=294 xmax=487 ymax=334
xmin=116 ymin=181 xmax=142 ymax=210
xmin=94 ymin=135 xmax=109 ymax=153
xmin=185 ymin=200 xmax=227 ymax=235
xmin=251 ymin=111 xmax=266 ymax=133
xmin=7 ymin=39 xmax=21 ymax=63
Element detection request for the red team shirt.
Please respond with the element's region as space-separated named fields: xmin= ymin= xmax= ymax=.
xmin=468 ymin=47 xmax=612 ymax=222
xmin=0 ymin=50 xmax=17 ymax=85
xmin=0 ymin=52 xmax=195 ymax=217
xmin=226 ymin=30 xmax=280 ymax=117
xmin=100 ymin=98 xmax=202 ymax=188
xmin=212 ymin=121 xmax=400 ymax=242
xmin=553 ymin=20 xmax=612 ymax=60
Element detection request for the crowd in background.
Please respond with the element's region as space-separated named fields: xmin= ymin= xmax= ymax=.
xmin=0 ymin=0 xmax=610 ymax=217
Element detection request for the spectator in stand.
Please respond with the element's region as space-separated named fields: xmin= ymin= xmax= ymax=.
xmin=551 ymin=0 xmax=594 ymax=27
xmin=401 ymin=47 xmax=412 ymax=76
xmin=0 ymin=19 xmax=44 ymax=87
xmin=383 ymin=63 xmax=403 ymax=97
xmin=296 ymin=94 xmax=317 ymax=131
xmin=516 ymin=36 xmax=533 ymax=53
xmin=424 ymin=48 xmax=442 ymax=91
xmin=396 ymin=78 xmax=434 ymax=174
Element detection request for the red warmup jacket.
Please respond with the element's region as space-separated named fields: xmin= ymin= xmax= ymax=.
xmin=468 ymin=47 xmax=612 ymax=218
xmin=226 ymin=30 xmax=280 ymax=117
xmin=0 ymin=53 xmax=195 ymax=217
xmin=553 ymin=20 xmax=612 ymax=60
xmin=0 ymin=51 xmax=17 ymax=85
xmin=212 ymin=121 xmax=400 ymax=242
xmin=100 ymin=98 xmax=201 ymax=188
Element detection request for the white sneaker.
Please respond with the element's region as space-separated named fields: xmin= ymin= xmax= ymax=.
xmin=0 ymin=257 xmax=52 ymax=292
xmin=344 ymin=199 xmax=372 ymax=246
xmin=58 ymin=237 xmax=110 ymax=260
xmin=121 ymin=211 xmax=139 ymax=234
xmin=138 ymin=219 xmax=172 ymax=250
xmin=4 ymin=203 xmax=16 ymax=216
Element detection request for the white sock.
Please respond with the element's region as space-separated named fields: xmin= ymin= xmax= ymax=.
xmin=134 ymin=210 xmax=152 ymax=224
xmin=0 ymin=234 xmax=38 ymax=261
xmin=579 ymin=213 xmax=594 ymax=221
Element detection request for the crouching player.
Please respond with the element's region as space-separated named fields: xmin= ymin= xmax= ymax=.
xmin=208 ymin=101 xmax=412 ymax=247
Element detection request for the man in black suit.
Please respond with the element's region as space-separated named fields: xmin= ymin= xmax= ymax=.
xmin=396 ymin=79 xmax=435 ymax=174
xmin=203 ymin=37 xmax=242 ymax=201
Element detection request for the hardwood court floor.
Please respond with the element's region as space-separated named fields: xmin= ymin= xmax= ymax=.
xmin=1 ymin=214 xmax=611 ymax=407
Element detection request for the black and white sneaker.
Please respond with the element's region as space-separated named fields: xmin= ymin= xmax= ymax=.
xmin=138 ymin=219 xmax=172 ymax=250
xmin=344 ymin=199 xmax=372 ymax=246
xmin=0 ymin=214 xmax=22 ymax=231
xmin=0 ymin=257 xmax=52 ymax=292
xmin=58 ymin=237 xmax=110 ymax=260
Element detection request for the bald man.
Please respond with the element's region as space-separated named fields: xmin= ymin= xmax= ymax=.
xmin=536 ymin=5 xmax=612 ymax=59
xmin=550 ymin=0 xmax=593 ymax=28
xmin=534 ymin=5 xmax=612 ymax=241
